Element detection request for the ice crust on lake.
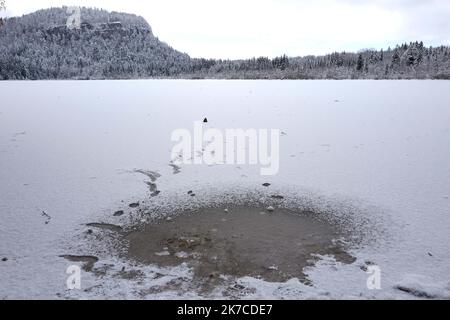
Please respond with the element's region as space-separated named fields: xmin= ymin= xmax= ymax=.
xmin=1 ymin=80 xmax=450 ymax=299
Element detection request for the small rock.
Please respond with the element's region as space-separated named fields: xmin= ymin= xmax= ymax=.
xmin=129 ymin=202 xmax=139 ymax=208
xmin=271 ymin=195 xmax=284 ymax=200
xmin=113 ymin=210 xmax=125 ymax=217
xmin=86 ymin=229 xmax=93 ymax=235
xmin=428 ymin=252 xmax=433 ymax=257
xmin=166 ymin=217 xmax=173 ymax=221
xmin=267 ymin=206 xmax=275 ymax=212
xmin=187 ymin=190 xmax=193 ymax=195
xmin=224 ymin=208 xmax=229 ymax=213
xmin=190 ymin=193 xmax=196 ymax=197
xmin=203 ymin=118 xmax=208 ymax=123
xmin=262 ymin=183 xmax=271 ymax=187
xmin=2 ymin=258 xmax=7 ymax=262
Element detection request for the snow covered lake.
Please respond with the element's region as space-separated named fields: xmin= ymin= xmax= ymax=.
xmin=0 ymin=80 xmax=449 ymax=299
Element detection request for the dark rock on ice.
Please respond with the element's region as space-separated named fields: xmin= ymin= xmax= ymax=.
xmin=113 ymin=210 xmax=125 ymax=217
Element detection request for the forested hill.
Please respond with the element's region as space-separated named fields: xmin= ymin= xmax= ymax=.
xmin=0 ymin=7 xmax=449 ymax=80
xmin=0 ymin=7 xmax=191 ymax=79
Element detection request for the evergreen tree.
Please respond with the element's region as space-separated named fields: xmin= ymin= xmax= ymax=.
xmin=391 ymin=50 xmax=400 ymax=66
xmin=356 ymin=54 xmax=364 ymax=71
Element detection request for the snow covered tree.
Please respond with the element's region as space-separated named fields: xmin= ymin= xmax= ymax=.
xmin=356 ymin=54 xmax=364 ymax=71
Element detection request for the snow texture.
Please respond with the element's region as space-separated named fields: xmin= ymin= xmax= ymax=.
xmin=1 ymin=80 xmax=450 ymax=299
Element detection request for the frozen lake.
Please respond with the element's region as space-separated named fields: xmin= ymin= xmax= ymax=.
xmin=0 ymin=80 xmax=450 ymax=299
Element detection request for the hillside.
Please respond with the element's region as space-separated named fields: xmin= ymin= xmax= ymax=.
xmin=0 ymin=7 xmax=191 ymax=79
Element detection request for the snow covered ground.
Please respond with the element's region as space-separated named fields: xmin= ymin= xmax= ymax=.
xmin=0 ymin=80 xmax=449 ymax=299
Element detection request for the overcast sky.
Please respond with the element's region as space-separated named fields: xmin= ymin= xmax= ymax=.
xmin=2 ymin=0 xmax=449 ymax=59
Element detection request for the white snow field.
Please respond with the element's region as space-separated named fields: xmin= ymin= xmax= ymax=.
xmin=0 ymin=80 xmax=449 ymax=299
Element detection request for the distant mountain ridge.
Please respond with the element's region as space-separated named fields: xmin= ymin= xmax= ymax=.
xmin=0 ymin=7 xmax=191 ymax=79
xmin=0 ymin=7 xmax=449 ymax=80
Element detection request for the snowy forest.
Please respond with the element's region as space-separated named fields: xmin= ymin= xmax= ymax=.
xmin=0 ymin=7 xmax=449 ymax=80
